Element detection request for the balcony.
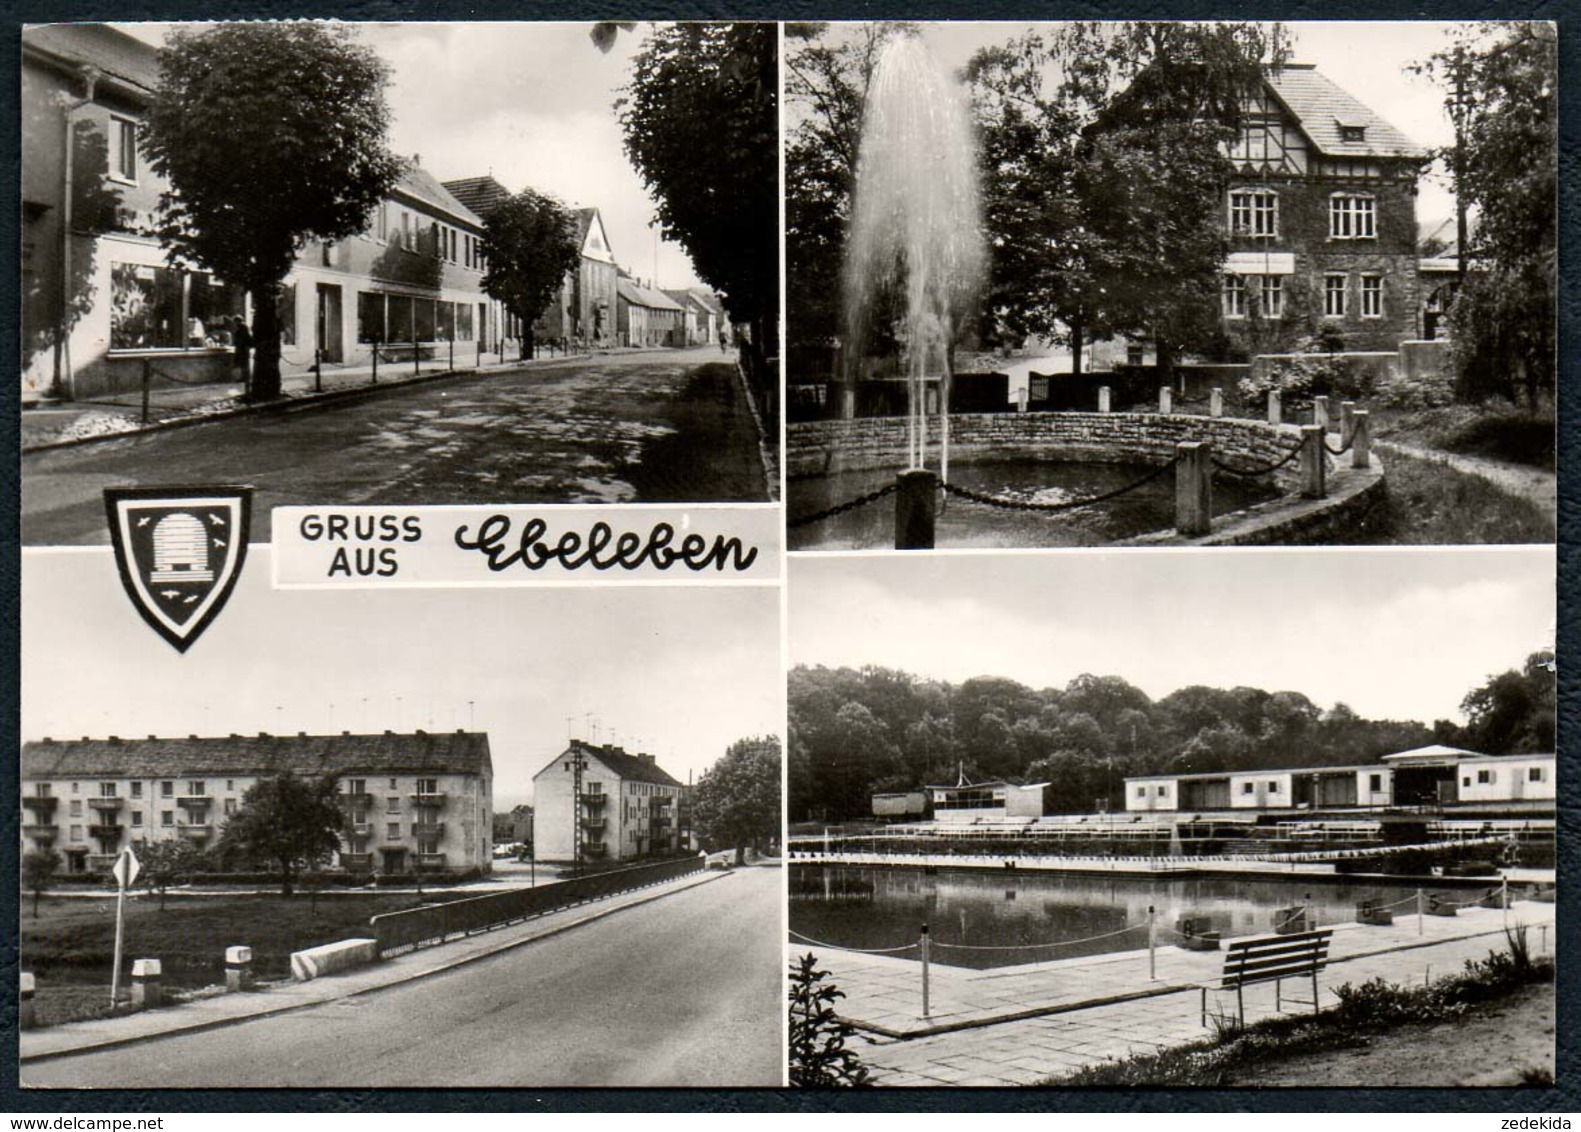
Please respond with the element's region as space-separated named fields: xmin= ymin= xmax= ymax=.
xmin=88 ymin=823 xmax=124 ymax=840
xmin=578 ymin=791 xmax=608 ymax=806
xmin=650 ymin=794 xmax=674 ymax=808
xmin=651 ymin=816 xmax=672 ymax=829
xmin=87 ymin=854 xmax=119 ymax=871
xmin=176 ymin=794 xmax=212 ymax=810
xmin=23 ymin=824 xmax=57 ymax=839
xmin=581 ymin=843 xmax=608 ymax=859
xmin=87 ymin=797 xmax=124 ymax=813
xmin=339 ymin=853 xmax=374 ymax=871
xmin=409 ymin=792 xmax=446 ymax=808
xmin=580 ymin=816 xmax=606 ymax=831
xmin=22 ymin=796 xmax=58 ymax=815
xmin=177 ymin=823 xmax=213 ymax=839
xmin=414 ymin=853 xmax=447 ymax=869
xmin=410 ymin=822 xmax=445 ymax=839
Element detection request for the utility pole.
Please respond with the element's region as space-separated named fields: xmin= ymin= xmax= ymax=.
xmin=571 ymin=742 xmax=586 ymax=877
xmin=1451 ymin=45 xmax=1470 ymax=286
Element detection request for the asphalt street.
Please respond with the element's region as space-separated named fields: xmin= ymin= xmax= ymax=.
xmin=22 ymin=866 xmax=784 ymax=1088
xmin=22 ymin=347 xmax=770 ymax=545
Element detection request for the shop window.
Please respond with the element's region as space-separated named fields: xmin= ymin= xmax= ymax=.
xmin=414 ymin=299 xmax=436 ymax=343
xmin=357 ymin=291 xmax=387 ymax=344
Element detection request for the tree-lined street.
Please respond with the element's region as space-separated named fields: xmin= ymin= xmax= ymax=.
xmin=23 ymin=348 xmax=770 ymax=545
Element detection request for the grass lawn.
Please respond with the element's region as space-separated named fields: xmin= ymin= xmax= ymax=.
xmin=1370 ymin=403 xmax=1555 ymax=472
xmin=1357 ymin=449 xmax=1553 ymax=544
xmin=20 ymin=891 xmax=465 ymax=992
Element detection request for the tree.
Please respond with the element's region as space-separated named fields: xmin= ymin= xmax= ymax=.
xmin=788 ymin=952 xmax=870 ymax=1087
xmin=21 ymin=848 xmax=60 ymax=920
xmin=690 ymin=736 xmax=782 ymax=864
xmin=138 ymin=838 xmax=206 ymax=911
xmin=1459 ymin=650 xmax=1556 ymax=754
xmin=618 ymin=23 xmax=779 ymax=380
xmin=143 ymin=23 xmax=404 ymax=401
xmin=480 ymin=189 xmax=581 ymax=361
xmin=217 ymin=772 xmax=345 ymax=895
xmin=967 ymin=22 xmax=1284 ymax=372
xmin=1419 ymin=25 xmax=1556 ymax=406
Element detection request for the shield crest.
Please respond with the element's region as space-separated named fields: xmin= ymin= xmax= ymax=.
xmin=104 ymin=486 xmax=252 ymax=653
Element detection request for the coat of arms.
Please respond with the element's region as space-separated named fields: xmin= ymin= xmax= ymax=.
xmin=104 ymin=486 xmax=252 ymax=652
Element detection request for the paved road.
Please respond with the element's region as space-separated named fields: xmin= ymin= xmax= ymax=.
xmin=23 ymin=348 xmax=770 ymax=545
xmin=23 ymin=867 xmax=783 ymax=1088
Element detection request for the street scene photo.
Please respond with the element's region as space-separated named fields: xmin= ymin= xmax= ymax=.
xmin=19 ymin=551 xmax=784 ymax=1087
xmin=21 ymin=21 xmax=780 ymax=545
xmin=784 ymin=21 xmax=1556 ymax=550
xmin=787 ymin=549 xmax=1555 ymax=1087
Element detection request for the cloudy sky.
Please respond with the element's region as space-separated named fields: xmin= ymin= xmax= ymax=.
xmin=23 ymin=550 xmax=781 ymax=808
xmin=125 ymin=22 xmax=706 ymax=289
xmin=818 ymin=20 xmax=1474 ymax=227
xmin=790 ymin=548 xmax=1554 ymax=725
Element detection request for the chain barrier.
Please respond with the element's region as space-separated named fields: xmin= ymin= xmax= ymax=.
xmin=787 ymin=929 xmax=919 ymax=955
xmin=940 ymin=455 xmax=1181 ymax=514
xmin=786 ymin=482 xmax=900 ymax=529
xmin=1210 ymin=443 xmax=1303 ymax=478
xmin=1324 ymin=434 xmax=1356 ymax=456
xmin=930 ymin=922 xmax=1146 ymax=952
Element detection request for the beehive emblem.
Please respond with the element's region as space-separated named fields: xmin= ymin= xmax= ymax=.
xmin=104 ymin=486 xmax=252 ymax=652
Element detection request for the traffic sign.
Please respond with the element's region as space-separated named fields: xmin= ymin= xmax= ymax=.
xmin=112 ymin=846 xmax=140 ymax=889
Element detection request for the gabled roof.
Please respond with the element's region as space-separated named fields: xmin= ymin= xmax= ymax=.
xmin=22 ymin=731 xmax=493 ymax=780
xmin=441 ymin=175 xmax=512 ymax=218
xmin=1264 ymin=64 xmax=1426 ymax=161
xmin=617 ymin=278 xmax=685 ymax=311
xmin=23 ymin=24 xmax=160 ymax=98
xmin=687 ymin=289 xmax=725 ymax=316
xmin=559 ymin=740 xmax=684 ymax=788
xmin=393 ymin=165 xmax=485 ymax=229
xmin=1379 ymin=744 xmax=1483 ymax=764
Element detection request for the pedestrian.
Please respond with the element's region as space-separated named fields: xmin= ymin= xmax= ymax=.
xmin=232 ymin=315 xmax=253 ymax=393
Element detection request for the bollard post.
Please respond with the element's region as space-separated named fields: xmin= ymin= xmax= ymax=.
xmin=1098 ymin=386 xmax=1111 ymax=413
xmin=1351 ymin=410 xmax=1372 ymax=470
xmin=1312 ymin=395 xmax=1329 ymax=432
xmin=1340 ymin=401 xmax=1356 ymax=448
xmin=20 ymin=973 xmax=36 ymax=1031
xmin=1016 ymin=387 xmax=1028 ymax=414
xmin=314 ymin=348 xmax=322 ymax=393
xmin=371 ymin=339 xmax=379 ymax=385
xmin=1502 ymin=875 xmax=1509 ymax=929
xmin=1175 ymin=441 xmax=1212 ymax=538
xmin=1267 ymin=388 xmax=1282 ymax=425
xmin=1210 ymin=388 xmax=1224 ymax=418
xmin=920 ymin=923 xmax=931 ymax=1019
xmin=141 ymin=358 xmax=152 ymax=423
xmin=924 ymin=385 xmax=940 ymax=416
xmin=1148 ymin=905 xmax=1157 ymax=980
xmin=895 ymin=469 xmax=939 ymax=551
xmin=840 ymin=385 xmax=856 ymax=420
xmin=1417 ymin=888 xmax=1424 ymax=936
xmin=1299 ymin=425 xmax=1326 ymax=499
xmin=414 ymin=341 xmax=421 ymax=378
xmin=477 ymin=334 xmax=483 ymax=369
xmin=225 ymin=945 xmax=254 ymax=992
xmin=449 ymin=335 xmax=455 ymax=373
xmin=130 ymin=958 xmax=162 ymax=1009
xmin=1159 ymin=387 xmax=1173 ymax=415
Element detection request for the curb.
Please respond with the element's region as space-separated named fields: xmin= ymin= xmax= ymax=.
xmin=20 ymin=870 xmax=724 ymax=1065
xmin=732 ymin=355 xmax=780 ymax=503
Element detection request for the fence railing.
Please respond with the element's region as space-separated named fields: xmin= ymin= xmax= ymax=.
xmin=369 ymin=855 xmax=705 ymax=957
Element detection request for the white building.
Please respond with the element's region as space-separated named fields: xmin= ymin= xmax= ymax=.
xmin=531 ymin=740 xmax=687 ymax=864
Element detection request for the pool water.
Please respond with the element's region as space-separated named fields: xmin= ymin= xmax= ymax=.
xmin=789 ymin=865 xmax=1428 ymax=970
xmin=787 ymin=461 xmax=1277 ymax=550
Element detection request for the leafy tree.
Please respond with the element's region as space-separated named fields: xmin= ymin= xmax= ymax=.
xmin=1419 ymin=24 xmax=1556 ymax=406
xmin=480 ymin=189 xmax=581 ymax=361
xmin=1459 ymin=650 xmax=1556 ymax=754
xmin=618 ymin=23 xmax=779 ymax=380
xmin=216 ymin=772 xmax=345 ymax=896
xmin=21 ymin=848 xmax=60 ymax=920
xmin=690 ymin=736 xmax=782 ymax=865
xmin=788 ymin=952 xmax=870 ymax=1087
xmin=138 ymin=838 xmax=206 ymax=911
xmin=143 ymin=23 xmax=404 ymax=401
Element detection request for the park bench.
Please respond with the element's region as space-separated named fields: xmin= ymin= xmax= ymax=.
xmin=1200 ymin=928 xmax=1332 ymax=1028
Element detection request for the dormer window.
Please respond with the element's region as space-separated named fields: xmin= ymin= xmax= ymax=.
xmin=1336 ymin=117 xmax=1368 ymax=144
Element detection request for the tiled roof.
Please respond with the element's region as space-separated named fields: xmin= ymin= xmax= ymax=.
xmin=23 ymin=23 xmax=160 ymax=96
xmin=394 ymin=165 xmax=485 ymax=229
xmin=1265 ymin=64 xmax=1426 ymax=160
xmin=22 ymin=731 xmax=492 ymax=780
xmin=617 ymin=278 xmax=685 ymax=311
xmin=441 ymin=175 xmax=512 ymax=218
xmin=568 ymin=740 xmax=684 ymax=788
xmin=687 ymin=289 xmax=724 ymax=316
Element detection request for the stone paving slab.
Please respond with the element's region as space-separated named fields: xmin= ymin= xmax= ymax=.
xmin=22 ymin=870 xmax=722 ymax=1063
xmin=818 ymin=902 xmax=1555 ymax=1087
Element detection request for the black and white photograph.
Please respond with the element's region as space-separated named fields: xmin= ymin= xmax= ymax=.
xmin=20 ymin=19 xmax=780 ymax=547
xmin=17 ymin=548 xmax=784 ymax=1088
xmin=786 ymin=548 xmax=1556 ymax=1087
xmin=784 ymin=21 xmax=1556 ymax=551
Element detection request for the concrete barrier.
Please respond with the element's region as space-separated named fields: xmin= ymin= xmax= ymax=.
xmin=291 ymin=938 xmax=380 ymax=981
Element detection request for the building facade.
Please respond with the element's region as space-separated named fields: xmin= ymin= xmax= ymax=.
xmin=1218 ymin=64 xmax=1427 ymax=355
xmin=616 ymin=278 xmax=686 ymax=347
xmin=20 ymin=24 xmax=516 ymax=405
xmin=20 ymin=730 xmax=493 ymax=875
xmin=531 ymin=208 xmax=620 ymax=348
xmin=532 ymin=740 xmax=687 ymax=864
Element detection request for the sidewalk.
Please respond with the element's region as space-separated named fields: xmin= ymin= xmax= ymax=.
xmin=800 ymin=900 xmax=1554 ymax=1086
xmin=21 ymin=868 xmax=721 ymax=1064
xmin=20 ymin=349 xmax=588 ymax=452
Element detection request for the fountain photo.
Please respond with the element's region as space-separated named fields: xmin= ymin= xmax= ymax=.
xmin=784 ymin=21 xmax=1557 ymax=550
xmin=786 ymin=547 xmax=1556 ymax=1087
